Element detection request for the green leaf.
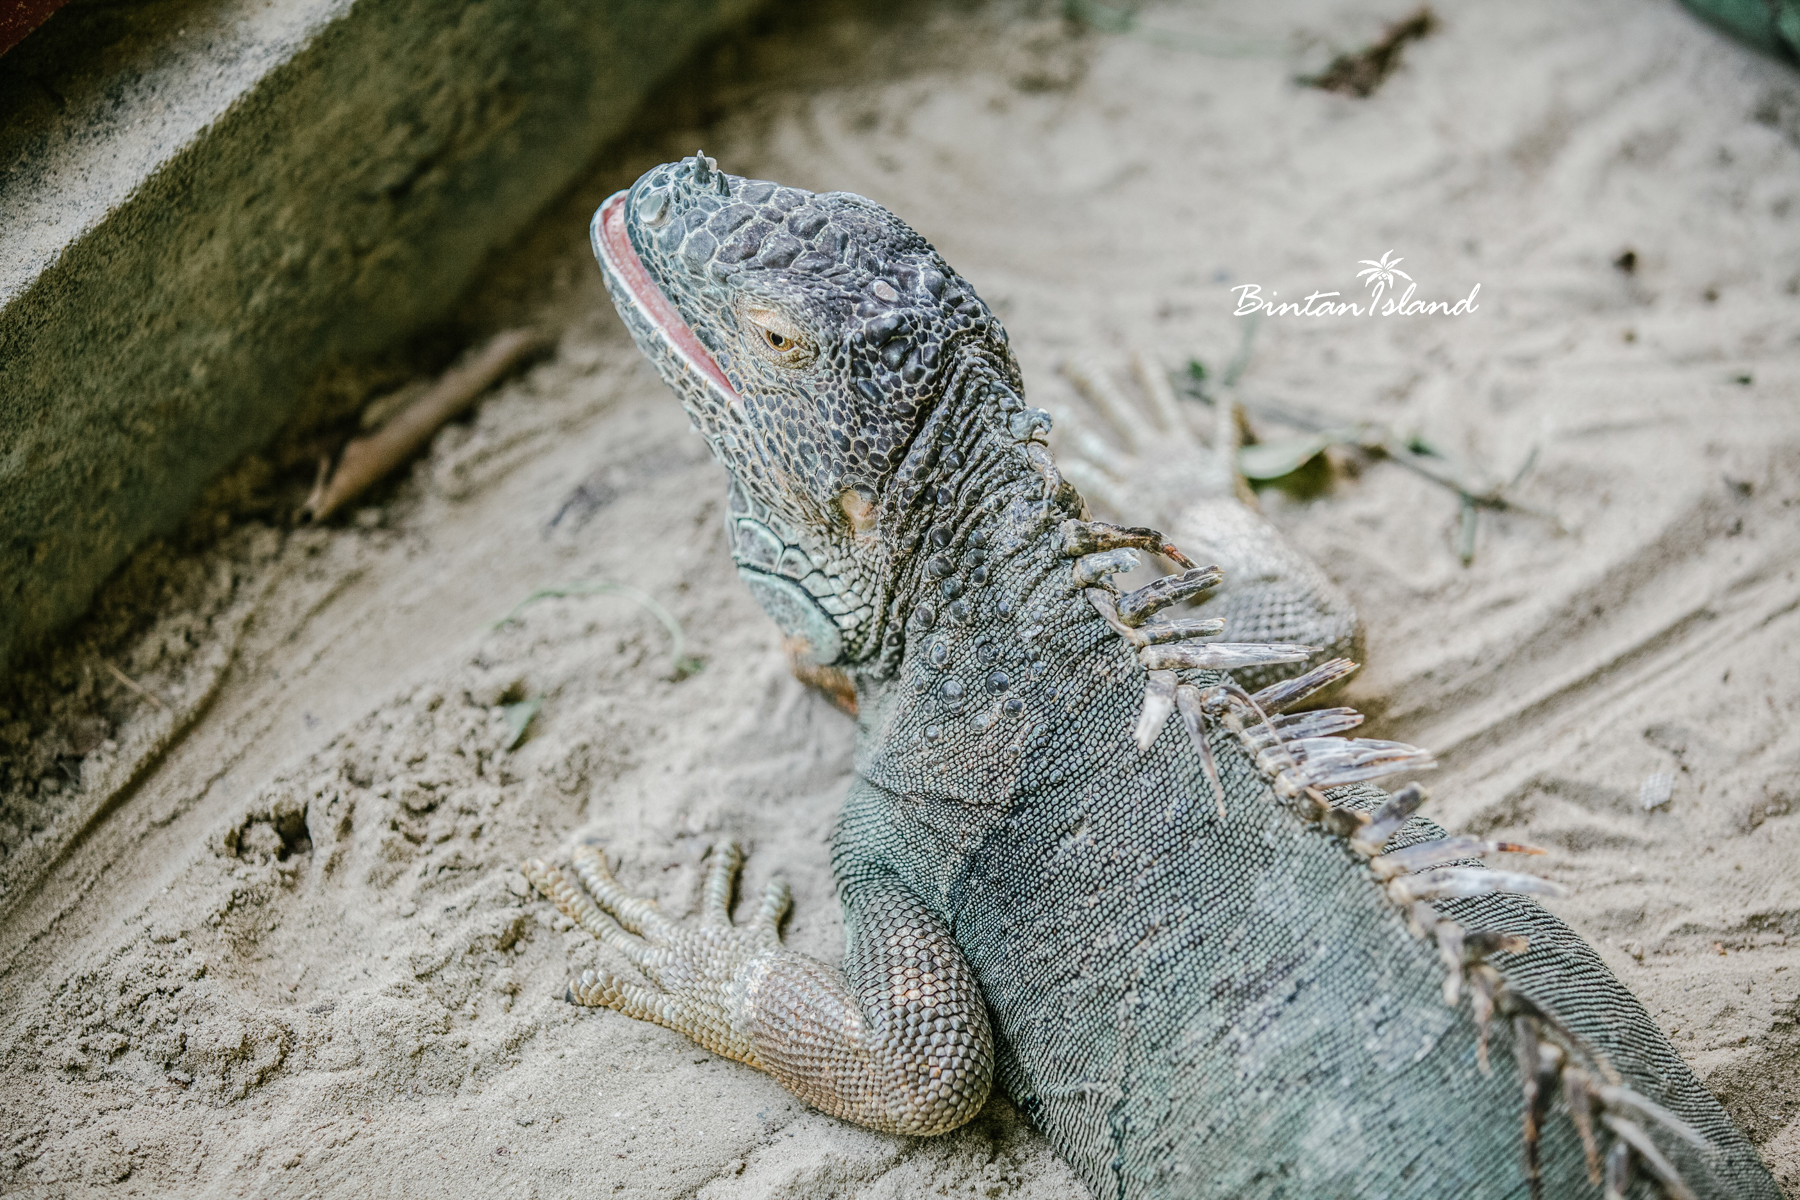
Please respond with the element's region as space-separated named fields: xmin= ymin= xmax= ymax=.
xmin=1237 ymin=434 xmax=1334 ymax=481
xmin=500 ymin=697 xmax=543 ymax=750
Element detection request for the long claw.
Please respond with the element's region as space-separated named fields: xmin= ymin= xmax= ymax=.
xmin=749 ymin=877 xmax=792 ymax=937
xmin=1116 ymin=566 xmax=1224 ymax=626
xmin=1058 ymin=518 xmax=1197 ymax=570
xmin=701 ymin=841 xmax=743 ymax=927
xmin=1514 ymin=1017 xmax=1546 ymax=1200
xmin=1140 ymin=616 xmax=1227 ymax=644
xmin=1469 ymin=966 xmax=1499 ymax=1074
xmin=1286 ymin=738 xmax=1435 ymax=790
xmin=1247 ymin=657 xmax=1359 ymax=713
xmin=1603 ymin=1138 xmax=1633 ymax=1200
xmin=1240 ymin=706 xmax=1363 ymax=749
xmin=1296 ymin=744 xmax=1432 ymax=791
xmin=522 ymin=856 xmax=649 ymax=965
xmin=1565 ymin=1068 xmax=1605 ymax=1184
xmin=572 ymin=844 xmax=673 ymax=937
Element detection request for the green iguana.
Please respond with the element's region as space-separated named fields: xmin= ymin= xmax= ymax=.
xmin=519 ymin=153 xmax=1781 ymax=1200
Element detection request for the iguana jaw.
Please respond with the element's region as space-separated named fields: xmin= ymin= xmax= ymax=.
xmin=591 ymin=188 xmax=743 ymax=419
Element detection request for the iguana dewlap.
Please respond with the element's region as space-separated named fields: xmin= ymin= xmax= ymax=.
xmin=519 ymin=155 xmax=1780 ymax=1200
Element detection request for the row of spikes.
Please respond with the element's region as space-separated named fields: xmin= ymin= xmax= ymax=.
xmin=1059 ymin=516 xmax=1711 ymax=1200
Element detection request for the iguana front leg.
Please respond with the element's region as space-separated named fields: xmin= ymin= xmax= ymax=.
xmin=522 ymin=843 xmax=993 ymax=1136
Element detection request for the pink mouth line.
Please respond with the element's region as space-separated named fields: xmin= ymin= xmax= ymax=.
xmin=596 ymin=190 xmax=740 ymax=403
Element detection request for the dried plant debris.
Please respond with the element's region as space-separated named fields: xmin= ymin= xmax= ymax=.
xmin=1176 ymin=318 xmax=1560 ymax=566
xmin=1302 ymin=6 xmax=1437 ymax=97
xmin=304 ymin=330 xmax=550 ymax=523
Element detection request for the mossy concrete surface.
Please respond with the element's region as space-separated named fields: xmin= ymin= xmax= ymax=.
xmin=0 ymin=0 xmax=761 ymax=677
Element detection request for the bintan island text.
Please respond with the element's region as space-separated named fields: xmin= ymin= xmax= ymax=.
xmin=1232 ymin=251 xmax=1480 ymax=318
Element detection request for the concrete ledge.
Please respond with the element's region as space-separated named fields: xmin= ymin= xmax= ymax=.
xmin=0 ymin=0 xmax=761 ymax=675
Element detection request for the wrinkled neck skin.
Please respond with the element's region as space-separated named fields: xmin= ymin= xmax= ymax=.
xmin=854 ymin=354 xmax=1063 ymax=676
xmin=849 ymin=359 xmax=1111 ymax=806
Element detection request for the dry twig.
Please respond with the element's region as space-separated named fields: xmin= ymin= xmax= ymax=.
xmin=102 ymin=660 xmax=167 ymax=710
xmin=303 ymin=328 xmax=549 ymax=521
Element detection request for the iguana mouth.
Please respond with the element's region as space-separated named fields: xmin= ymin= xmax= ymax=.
xmin=591 ymin=188 xmax=740 ymax=407
xmin=593 ymin=185 xmax=850 ymax=666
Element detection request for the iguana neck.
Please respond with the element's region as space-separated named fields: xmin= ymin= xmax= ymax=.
xmin=851 ymin=354 xmax=1109 ymax=795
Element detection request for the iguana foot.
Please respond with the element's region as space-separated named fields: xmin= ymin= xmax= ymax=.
xmin=523 ymin=840 xmax=994 ymax=1135
xmin=522 ymin=841 xmax=789 ymax=1064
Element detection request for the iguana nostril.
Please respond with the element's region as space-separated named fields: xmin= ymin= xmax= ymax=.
xmin=636 ymin=189 xmax=670 ymax=226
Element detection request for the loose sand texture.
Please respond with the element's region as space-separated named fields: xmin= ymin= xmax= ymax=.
xmin=3 ymin=0 xmax=1798 ymax=1195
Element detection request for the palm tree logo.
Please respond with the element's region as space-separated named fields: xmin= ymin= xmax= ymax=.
xmin=1356 ymin=250 xmax=1412 ymax=312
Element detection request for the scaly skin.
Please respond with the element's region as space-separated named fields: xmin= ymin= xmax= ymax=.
xmin=521 ymin=155 xmax=1781 ymax=1200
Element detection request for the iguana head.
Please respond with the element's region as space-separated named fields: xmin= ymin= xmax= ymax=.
xmin=593 ymin=154 xmax=1020 ymax=669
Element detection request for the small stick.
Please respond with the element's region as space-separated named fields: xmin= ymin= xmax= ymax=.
xmin=304 ymin=329 xmax=549 ymax=521
xmin=103 ymin=660 xmax=167 ymax=710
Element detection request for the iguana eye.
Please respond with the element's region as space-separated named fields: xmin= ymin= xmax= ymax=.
xmin=740 ymin=303 xmax=815 ymax=367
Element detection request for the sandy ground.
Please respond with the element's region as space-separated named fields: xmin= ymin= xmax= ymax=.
xmin=3 ymin=0 xmax=1799 ymax=1195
